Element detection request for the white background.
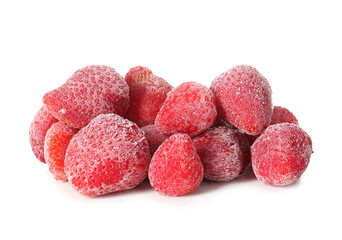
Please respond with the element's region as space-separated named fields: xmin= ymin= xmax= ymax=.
xmin=1 ymin=0 xmax=341 ymax=239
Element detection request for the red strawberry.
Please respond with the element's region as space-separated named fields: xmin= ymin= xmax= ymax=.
xmin=29 ymin=105 xmax=58 ymax=163
xmin=155 ymin=82 xmax=217 ymax=137
xmin=234 ymin=131 xmax=251 ymax=174
xmin=44 ymin=122 xmax=78 ymax=181
xmin=43 ymin=65 xmax=129 ymax=129
xmin=141 ymin=124 xmax=168 ymax=155
xmin=251 ymin=123 xmax=312 ymax=186
xmin=193 ymin=127 xmax=243 ymax=181
xmin=148 ymin=133 xmax=203 ymax=196
xmin=246 ymin=105 xmax=299 ymax=145
xmin=270 ymin=106 xmax=298 ymax=125
xmin=124 ymin=66 xmax=173 ymax=127
xmin=64 ymin=114 xmax=151 ymax=196
xmin=210 ymin=65 xmax=272 ymax=135
xmin=214 ymin=116 xmax=237 ymax=129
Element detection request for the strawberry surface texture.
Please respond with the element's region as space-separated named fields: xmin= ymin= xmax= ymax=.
xmin=64 ymin=114 xmax=151 ymax=196
xmin=43 ymin=65 xmax=129 ymax=129
xmin=44 ymin=122 xmax=78 ymax=181
xmin=125 ymin=66 xmax=173 ymax=127
xmin=210 ymin=65 xmax=272 ymax=135
xmin=251 ymin=123 xmax=312 ymax=186
xmin=141 ymin=124 xmax=169 ymax=155
xmin=29 ymin=105 xmax=58 ymax=163
xmin=155 ymin=81 xmax=217 ymax=137
xmin=193 ymin=127 xmax=243 ymax=181
xmin=148 ymin=133 xmax=203 ymax=196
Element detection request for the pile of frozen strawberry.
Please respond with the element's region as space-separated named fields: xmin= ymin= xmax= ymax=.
xmin=29 ymin=65 xmax=313 ymax=197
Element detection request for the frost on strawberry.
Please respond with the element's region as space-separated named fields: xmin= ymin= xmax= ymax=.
xmin=210 ymin=65 xmax=272 ymax=135
xmin=64 ymin=114 xmax=151 ymax=196
xmin=125 ymin=66 xmax=173 ymax=127
xmin=141 ymin=124 xmax=169 ymax=155
xmin=148 ymin=133 xmax=203 ymax=196
xmin=43 ymin=65 xmax=129 ymax=129
xmin=44 ymin=122 xmax=78 ymax=181
xmin=193 ymin=127 xmax=244 ymax=181
xmin=29 ymin=105 xmax=58 ymax=163
xmin=251 ymin=123 xmax=312 ymax=186
xmin=155 ymin=81 xmax=217 ymax=137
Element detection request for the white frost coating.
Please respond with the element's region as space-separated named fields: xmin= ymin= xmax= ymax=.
xmin=64 ymin=113 xmax=151 ymax=196
xmin=59 ymin=108 xmax=66 ymax=114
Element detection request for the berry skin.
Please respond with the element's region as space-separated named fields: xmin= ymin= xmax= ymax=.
xmin=210 ymin=65 xmax=272 ymax=135
xmin=251 ymin=123 xmax=312 ymax=186
xmin=270 ymin=106 xmax=298 ymax=125
xmin=125 ymin=66 xmax=173 ymax=127
xmin=43 ymin=65 xmax=129 ymax=129
xmin=246 ymin=105 xmax=299 ymax=145
xmin=44 ymin=122 xmax=78 ymax=181
xmin=148 ymin=133 xmax=203 ymax=196
xmin=29 ymin=105 xmax=58 ymax=163
xmin=141 ymin=124 xmax=168 ymax=155
xmin=64 ymin=114 xmax=151 ymax=196
xmin=234 ymin=131 xmax=251 ymax=174
xmin=214 ymin=116 xmax=237 ymax=130
xmin=155 ymin=82 xmax=217 ymax=137
xmin=193 ymin=127 xmax=243 ymax=181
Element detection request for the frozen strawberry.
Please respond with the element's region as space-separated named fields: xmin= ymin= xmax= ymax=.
xmin=251 ymin=123 xmax=312 ymax=186
xmin=125 ymin=66 xmax=173 ymax=127
xmin=141 ymin=124 xmax=168 ymax=155
xmin=155 ymin=82 xmax=217 ymax=137
xmin=210 ymin=65 xmax=272 ymax=135
xmin=246 ymin=105 xmax=299 ymax=145
xmin=234 ymin=131 xmax=251 ymax=174
xmin=148 ymin=133 xmax=203 ymax=196
xmin=193 ymin=127 xmax=243 ymax=181
xmin=64 ymin=114 xmax=151 ymax=196
xmin=214 ymin=116 xmax=237 ymax=129
xmin=44 ymin=122 xmax=78 ymax=181
xmin=270 ymin=106 xmax=298 ymax=125
xmin=29 ymin=105 xmax=58 ymax=163
xmin=43 ymin=65 xmax=129 ymax=129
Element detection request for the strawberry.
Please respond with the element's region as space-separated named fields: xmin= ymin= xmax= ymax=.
xmin=251 ymin=123 xmax=312 ymax=186
xmin=247 ymin=105 xmax=299 ymax=145
xmin=141 ymin=124 xmax=169 ymax=155
xmin=270 ymin=106 xmax=298 ymax=125
xmin=193 ymin=127 xmax=243 ymax=181
xmin=29 ymin=105 xmax=58 ymax=163
xmin=43 ymin=65 xmax=129 ymax=129
xmin=155 ymin=81 xmax=217 ymax=137
xmin=148 ymin=133 xmax=203 ymax=196
xmin=210 ymin=65 xmax=273 ymax=135
xmin=124 ymin=66 xmax=173 ymax=127
xmin=64 ymin=114 xmax=151 ymax=196
xmin=44 ymin=122 xmax=78 ymax=181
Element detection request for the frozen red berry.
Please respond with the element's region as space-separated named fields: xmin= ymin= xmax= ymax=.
xmin=246 ymin=105 xmax=299 ymax=145
xmin=193 ymin=127 xmax=243 ymax=181
xmin=155 ymin=82 xmax=217 ymax=137
xmin=125 ymin=66 xmax=173 ymax=127
xmin=43 ymin=65 xmax=129 ymax=129
xmin=29 ymin=105 xmax=58 ymax=163
xmin=210 ymin=65 xmax=272 ymax=135
xmin=64 ymin=114 xmax=151 ymax=196
xmin=251 ymin=123 xmax=312 ymax=186
xmin=148 ymin=133 xmax=203 ymax=196
xmin=44 ymin=122 xmax=78 ymax=181
xmin=270 ymin=106 xmax=298 ymax=125
xmin=141 ymin=124 xmax=168 ymax=155
xmin=214 ymin=116 xmax=237 ymax=129
xmin=234 ymin=131 xmax=251 ymax=174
